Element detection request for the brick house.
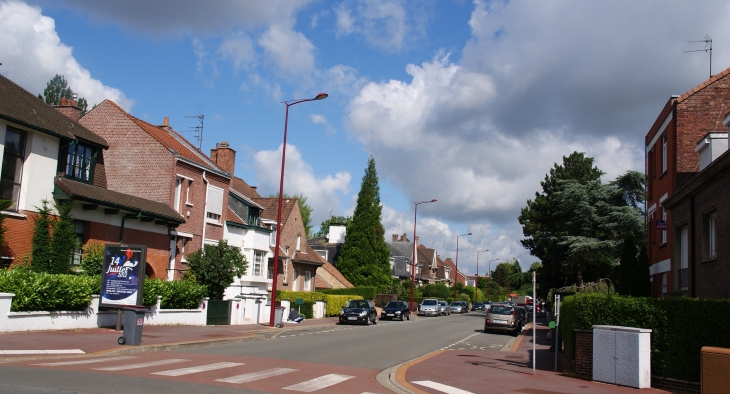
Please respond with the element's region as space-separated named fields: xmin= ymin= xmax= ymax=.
xmin=0 ymin=74 xmax=184 ymax=276
xmin=416 ymin=244 xmax=439 ymax=285
xmin=79 ymin=101 xmax=231 ymax=280
xmin=644 ymin=66 xmax=730 ymax=297
xmin=385 ymin=233 xmax=413 ymax=281
xmin=662 ymin=122 xmax=728 ymax=298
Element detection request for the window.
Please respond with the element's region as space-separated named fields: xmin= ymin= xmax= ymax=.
xmin=71 ymin=220 xmax=86 ymax=265
xmin=206 ymin=185 xmax=223 ymax=223
xmin=247 ymin=208 xmax=260 ymax=227
xmin=661 ymin=133 xmax=667 ymax=173
xmin=185 ymin=179 xmax=192 ymax=205
xmin=445 ymin=270 xmax=450 ymax=280
xmin=253 ymin=250 xmax=265 ymax=276
xmin=304 ymin=271 xmax=311 ymax=291
xmin=296 ymin=235 xmax=301 ymax=251
xmin=293 ymin=268 xmax=300 ymax=291
xmin=1 ymin=127 xmax=26 ymax=210
xmin=703 ymin=211 xmax=717 ymax=260
xmin=270 ymin=225 xmax=277 ymax=245
xmin=180 ymin=238 xmax=188 ymax=263
xmin=268 ymin=263 xmax=274 ymax=279
xmin=63 ymin=142 xmax=94 ymax=182
xmin=661 ymin=273 xmax=667 ymax=294
xmin=174 ymin=177 xmax=183 ymax=212
xmin=679 ymin=226 xmax=689 ymax=291
xmin=661 ymin=207 xmax=667 ymax=244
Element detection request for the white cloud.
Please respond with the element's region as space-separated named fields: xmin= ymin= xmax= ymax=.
xmin=218 ymin=31 xmax=256 ymax=70
xmin=333 ymin=0 xmax=427 ymax=52
xmin=253 ymin=143 xmax=351 ymax=226
xmin=0 ymin=0 xmax=133 ymax=110
xmin=258 ymin=24 xmax=316 ymax=76
xmin=310 ymin=114 xmax=336 ymax=135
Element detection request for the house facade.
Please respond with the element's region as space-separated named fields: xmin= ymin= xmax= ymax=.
xmin=0 ymin=74 xmax=184 ymax=276
xmin=644 ymin=67 xmax=730 ymax=297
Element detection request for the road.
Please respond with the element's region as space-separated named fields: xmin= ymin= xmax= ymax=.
xmin=0 ymin=311 xmax=512 ymax=393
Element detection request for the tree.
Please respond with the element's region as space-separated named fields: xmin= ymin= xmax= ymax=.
xmin=618 ymin=233 xmax=638 ymax=295
xmin=634 ymin=242 xmax=652 ymax=297
xmin=38 ymin=74 xmax=89 ymax=114
xmin=186 ymin=240 xmax=247 ymax=300
xmin=336 ymin=156 xmax=392 ymax=291
xmin=49 ymin=200 xmax=75 ymax=274
xmin=519 ymin=152 xmax=645 ymax=292
xmin=314 ymin=215 xmax=353 ymax=238
xmin=269 ymin=193 xmax=313 ymax=238
xmin=31 ymin=200 xmax=53 ymax=272
xmin=80 ymin=241 xmax=104 ymax=277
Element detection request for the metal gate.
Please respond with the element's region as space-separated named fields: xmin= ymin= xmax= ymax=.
xmin=206 ymin=300 xmax=231 ymax=325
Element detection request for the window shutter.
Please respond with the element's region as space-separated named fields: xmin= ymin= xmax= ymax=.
xmin=207 ymin=185 xmax=223 ymax=215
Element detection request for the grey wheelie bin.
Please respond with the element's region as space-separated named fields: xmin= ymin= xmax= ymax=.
xmin=274 ymin=306 xmax=286 ymax=328
xmin=118 ymin=306 xmax=147 ymax=345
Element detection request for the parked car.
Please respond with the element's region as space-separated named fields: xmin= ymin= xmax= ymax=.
xmin=381 ymin=301 xmax=411 ymax=321
xmin=449 ymin=301 xmax=468 ymax=314
xmin=338 ymin=299 xmax=377 ymax=325
xmin=438 ymin=300 xmax=451 ymax=316
xmin=484 ymin=303 xmax=521 ymax=336
xmin=472 ymin=302 xmax=485 ymax=311
xmin=483 ymin=301 xmax=492 ymax=312
xmin=419 ymin=298 xmax=440 ymax=317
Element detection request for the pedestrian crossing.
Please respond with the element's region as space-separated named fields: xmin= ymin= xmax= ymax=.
xmin=275 ymin=319 xmax=423 ymax=338
xmin=31 ymin=356 xmax=375 ymax=393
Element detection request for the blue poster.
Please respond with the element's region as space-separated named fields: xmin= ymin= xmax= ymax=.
xmin=100 ymin=244 xmax=146 ymax=308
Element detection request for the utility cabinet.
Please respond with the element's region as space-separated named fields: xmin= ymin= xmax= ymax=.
xmin=702 ymin=346 xmax=730 ymax=394
xmin=592 ymin=325 xmax=652 ymax=389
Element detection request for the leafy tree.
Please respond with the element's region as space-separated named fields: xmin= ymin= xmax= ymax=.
xmin=49 ymin=200 xmax=75 ymax=274
xmin=519 ymin=152 xmax=645 ymax=293
xmin=336 ymin=156 xmax=392 ymax=291
xmin=0 ymin=199 xmax=12 ymax=251
xmin=618 ymin=233 xmax=637 ymax=295
xmin=314 ymin=215 xmax=353 ymax=238
xmin=634 ymin=242 xmax=652 ymax=297
xmin=269 ymin=193 xmax=313 ymax=238
xmin=38 ymin=74 xmax=88 ymax=114
xmin=80 ymin=241 xmax=104 ymax=277
xmin=422 ymin=283 xmax=450 ymax=299
xmin=31 ymin=200 xmax=53 ymax=272
xmin=186 ymin=240 xmax=247 ymax=300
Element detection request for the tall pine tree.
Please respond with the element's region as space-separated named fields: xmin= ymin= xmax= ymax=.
xmin=31 ymin=200 xmax=53 ymax=272
xmin=336 ymin=156 xmax=392 ymax=291
xmin=49 ymin=200 xmax=75 ymax=274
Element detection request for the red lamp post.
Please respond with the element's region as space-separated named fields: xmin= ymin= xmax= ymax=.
xmin=475 ymin=250 xmax=489 ymax=302
xmin=269 ymin=93 xmax=328 ymax=327
xmin=409 ymin=199 xmax=437 ymax=312
xmin=487 ymin=258 xmax=500 ymax=302
xmin=453 ymin=232 xmax=472 ymax=302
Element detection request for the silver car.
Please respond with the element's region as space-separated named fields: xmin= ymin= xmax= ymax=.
xmin=419 ymin=298 xmax=440 ymax=317
xmin=438 ymin=300 xmax=451 ymax=316
xmin=449 ymin=301 xmax=467 ymax=314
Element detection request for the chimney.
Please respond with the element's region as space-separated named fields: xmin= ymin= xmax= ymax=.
xmin=400 ymin=233 xmax=408 ymax=242
xmin=53 ymin=97 xmax=82 ymax=121
xmin=210 ymin=141 xmax=236 ymax=175
xmin=415 ymin=236 xmax=419 ymax=245
xmin=392 ymin=234 xmax=398 ymax=242
xmin=164 ymin=117 xmax=169 ymax=126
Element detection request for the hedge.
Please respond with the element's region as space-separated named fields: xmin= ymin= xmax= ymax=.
xmin=143 ymin=278 xmax=207 ymax=309
xmin=320 ymin=286 xmax=376 ymax=300
xmin=277 ymin=290 xmax=325 ymax=303
xmin=560 ymin=293 xmax=730 ymax=382
xmin=324 ymin=294 xmax=362 ymax=316
xmin=290 ymin=301 xmax=314 ymax=319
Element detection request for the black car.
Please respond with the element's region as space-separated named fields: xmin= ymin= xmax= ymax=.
xmin=380 ymin=301 xmax=411 ymax=321
xmin=515 ymin=306 xmax=527 ymax=327
xmin=472 ymin=302 xmax=484 ymax=311
xmin=338 ymin=299 xmax=377 ymax=325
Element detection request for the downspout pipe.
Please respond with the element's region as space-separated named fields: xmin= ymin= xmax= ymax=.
xmin=201 ymin=171 xmax=209 ymax=255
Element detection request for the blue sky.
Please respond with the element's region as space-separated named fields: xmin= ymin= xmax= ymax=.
xmin=2 ymin=0 xmax=730 ymax=277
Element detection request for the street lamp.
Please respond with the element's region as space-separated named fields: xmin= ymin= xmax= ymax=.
xmin=487 ymin=258 xmax=500 ymax=302
xmin=410 ymin=199 xmax=437 ymax=312
xmin=269 ymin=93 xmax=328 ymax=327
xmin=475 ymin=250 xmax=489 ymax=302
xmin=453 ymin=232 xmax=472 ymax=302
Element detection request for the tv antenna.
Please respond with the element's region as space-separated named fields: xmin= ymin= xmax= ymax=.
xmin=184 ymin=114 xmax=204 ymax=150
xmin=685 ymin=35 xmax=712 ymax=78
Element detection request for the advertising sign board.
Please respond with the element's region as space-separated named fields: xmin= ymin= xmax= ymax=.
xmin=99 ymin=244 xmax=146 ymax=308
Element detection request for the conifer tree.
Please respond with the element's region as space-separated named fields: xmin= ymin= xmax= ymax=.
xmin=49 ymin=200 xmax=75 ymax=274
xmin=634 ymin=242 xmax=652 ymax=297
xmin=31 ymin=200 xmax=53 ymax=272
xmin=336 ymin=156 xmax=392 ymax=291
xmin=618 ymin=233 xmax=638 ymax=295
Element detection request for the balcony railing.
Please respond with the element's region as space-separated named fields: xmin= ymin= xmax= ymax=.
xmin=678 ymin=268 xmax=688 ymax=290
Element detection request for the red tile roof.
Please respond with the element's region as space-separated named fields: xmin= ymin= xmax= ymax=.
xmin=253 ymin=197 xmax=297 ymax=222
xmin=677 ymin=66 xmax=730 ymax=103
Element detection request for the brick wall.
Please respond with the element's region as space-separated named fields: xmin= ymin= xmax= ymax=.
xmin=210 ymin=142 xmax=236 ymax=176
xmin=573 ymin=329 xmax=593 ymax=376
xmin=86 ymin=221 xmax=169 ymax=279
xmin=2 ymin=211 xmax=37 ymax=264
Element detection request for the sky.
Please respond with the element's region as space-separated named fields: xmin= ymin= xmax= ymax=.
xmin=2 ymin=0 xmax=729 ymax=277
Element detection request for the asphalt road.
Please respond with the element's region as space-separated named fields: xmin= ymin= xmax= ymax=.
xmin=0 ymin=312 xmax=513 ymax=393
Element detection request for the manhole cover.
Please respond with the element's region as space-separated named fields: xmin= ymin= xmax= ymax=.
xmin=505 ymin=355 xmax=525 ymax=360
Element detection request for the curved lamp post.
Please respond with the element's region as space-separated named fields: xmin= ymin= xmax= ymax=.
xmin=409 ymin=199 xmax=437 ymax=312
xmin=269 ymin=93 xmax=328 ymax=327
xmin=487 ymin=258 xmax=500 ymax=302
xmin=453 ymin=232 xmax=472 ymax=302
xmin=475 ymin=250 xmax=489 ymax=302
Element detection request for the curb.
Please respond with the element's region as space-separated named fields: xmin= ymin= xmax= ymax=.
xmin=377 ymin=349 xmax=445 ymax=394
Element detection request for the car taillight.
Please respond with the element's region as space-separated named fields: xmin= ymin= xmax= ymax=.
xmin=511 ymin=310 xmax=515 ymax=315
xmin=486 ymin=319 xmax=490 ymax=323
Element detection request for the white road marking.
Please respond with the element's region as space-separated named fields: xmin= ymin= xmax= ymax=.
xmin=282 ymin=373 xmax=354 ymax=392
xmin=151 ymin=362 xmax=243 ymax=376
xmin=216 ymin=367 xmax=298 ymax=384
xmin=34 ymin=356 xmax=137 ymax=366
xmin=94 ymin=359 xmax=189 ymax=371
xmin=413 ymin=380 xmax=475 ymax=394
xmin=0 ymin=349 xmax=85 ymax=355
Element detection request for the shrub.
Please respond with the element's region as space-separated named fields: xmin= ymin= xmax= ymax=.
xmin=374 ymin=293 xmax=397 ymax=307
xmin=324 ymin=294 xmax=362 ymax=316
xmin=0 ymin=269 xmax=97 ymax=311
xmin=277 ymin=290 xmax=325 ymax=303
xmin=295 ymin=301 xmax=314 ymax=318
xmin=80 ymin=242 xmax=104 ymax=277
xmin=186 ymin=240 xmax=247 ymax=300
xmin=143 ymin=278 xmax=207 ymax=309
xmin=320 ymin=286 xmax=377 ymax=300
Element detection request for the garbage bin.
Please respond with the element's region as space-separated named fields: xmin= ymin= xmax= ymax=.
xmin=118 ymin=306 xmax=147 ymax=346
xmin=274 ymin=306 xmax=285 ymax=328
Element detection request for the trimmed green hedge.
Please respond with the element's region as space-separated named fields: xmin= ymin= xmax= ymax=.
xmin=0 ymin=269 xmax=98 ymax=311
xmin=143 ymin=279 xmax=207 ymax=309
xmin=560 ymin=293 xmax=730 ymax=382
xmin=324 ymin=294 xmax=362 ymax=316
xmin=292 ymin=301 xmax=314 ymax=319
xmin=277 ymin=290 xmax=325 ymax=303
xmin=321 ymin=287 xmax=376 ymax=300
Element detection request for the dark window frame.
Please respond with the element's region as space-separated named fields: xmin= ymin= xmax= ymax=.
xmin=1 ymin=126 xmax=27 ymax=211
xmin=60 ymin=141 xmax=96 ymax=183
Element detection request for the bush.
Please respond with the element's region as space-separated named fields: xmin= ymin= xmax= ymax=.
xmin=324 ymin=294 xmax=362 ymax=316
xmin=143 ymin=278 xmax=207 ymax=309
xmin=560 ymin=293 xmax=730 ymax=382
xmin=0 ymin=269 xmax=97 ymax=311
xmin=80 ymin=242 xmax=104 ymax=277
xmin=374 ymin=293 xmax=397 ymax=307
xmin=320 ymin=286 xmax=377 ymax=300
xmin=295 ymin=301 xmax=314 ymax=318
xmin=277 ymin=290 xmax=325 ymax=303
